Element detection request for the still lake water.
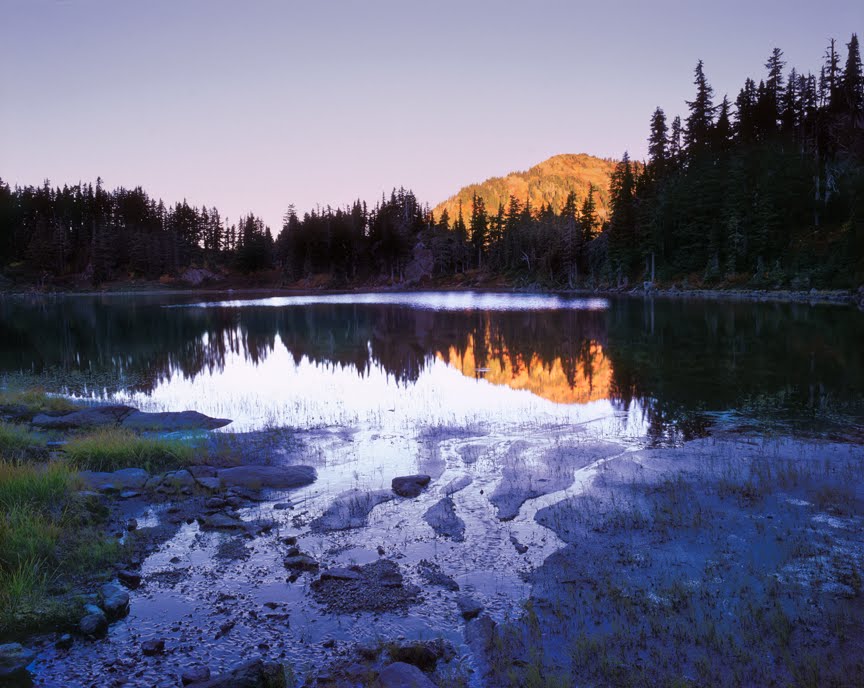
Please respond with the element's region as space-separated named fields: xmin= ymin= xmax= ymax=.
xmin=4 ymin=291 xmax=864 ymax=685
xmin=1 ymin=291 xmax=862 ymax=440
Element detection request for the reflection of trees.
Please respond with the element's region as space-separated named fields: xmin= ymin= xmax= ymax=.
xmin=2 ymin=295 xmax=862 ymax=435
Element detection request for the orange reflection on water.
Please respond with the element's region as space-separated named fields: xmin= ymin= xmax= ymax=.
xmin=437 ymin=334 xmax=612 ymax=405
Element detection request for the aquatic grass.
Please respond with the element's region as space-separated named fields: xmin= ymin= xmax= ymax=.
xmin=65 ymin=428 xmax=196 ymax=472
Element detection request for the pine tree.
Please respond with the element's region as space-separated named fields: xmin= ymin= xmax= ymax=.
xmin=842 ymin=33 xmax=863 ymax=121
xmin=648 ymin=107 xmax=669 ymax=177
xmin=469 ymin=193 xmax=488 ymax=269
xmin=684 ymin=60 xmax=716 ymax=157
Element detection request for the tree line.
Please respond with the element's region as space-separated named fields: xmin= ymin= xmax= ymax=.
xmin=1 ymin=33 xmax=861 ymax=289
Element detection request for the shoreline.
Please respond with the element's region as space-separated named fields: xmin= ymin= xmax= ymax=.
xmin=1 ymin=281 xmax=862 ymax=309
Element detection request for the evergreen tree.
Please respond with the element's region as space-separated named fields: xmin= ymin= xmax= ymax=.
xmin=684 ymin=60 xmax=716 ymax=157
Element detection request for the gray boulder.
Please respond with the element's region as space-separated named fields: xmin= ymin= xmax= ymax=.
xmin=392 ymin=474 xmax=431 ymax=498
xmin=388 ymin=639 xmax=454 ymax=671
xmin=121 ymin=410 xmax=232 ymax=431
xmin=456 ymin=595 xmax=484 ymax=620
xmin=192 ymin=658 xmax=286 ymax=687
xmin=0 ymin=642 xmax=35 ymax=678
xmin=199 ymin=513 xmax=244 ymax=530
xmin=100 ymin=582 xmax=129 ymax=620
xmin=216 ymin=465 xmax=316 ymax=490
xmin=80 ymin=604 xmax=108 ymax=638
xmin=423 ymin=497 xmax=465 ymax=541
xmin=378 ymin=662 xmax=437 ymax=688
xmin=78 ymin=468 xmax=149 ymax=493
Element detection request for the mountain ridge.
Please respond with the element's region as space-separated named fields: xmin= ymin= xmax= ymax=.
xmin=432 ymin=153 xmax=617 ymax=222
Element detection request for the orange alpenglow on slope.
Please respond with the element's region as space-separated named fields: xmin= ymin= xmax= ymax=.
xmin=437 ymin=334 xmax=612 ymax=405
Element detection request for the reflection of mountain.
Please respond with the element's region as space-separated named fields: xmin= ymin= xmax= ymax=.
xmin=2 ymin=295 xmax=863 ymax=437
xmin=438 ymin=333 xmax=611 ymax=404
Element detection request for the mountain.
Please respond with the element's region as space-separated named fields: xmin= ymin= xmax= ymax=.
xmin=432 ymin=153 xmax=618 ymax=223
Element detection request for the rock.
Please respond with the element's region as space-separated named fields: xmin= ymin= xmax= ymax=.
xmin=310 ymin=560 xmax=420 ymax=613
xmin=441 ymin=475 xmax=473 ymax=496
xmin=417 ymin=560 xmax=459 ymax=591
xmin=0 ymin=642 xmax=36 ymax=678
xmin=284 ymin=554 xmax=319 ymax=572
xmin=456 ymin=595 xmax=484 ymax=620
xmin=181 ymin=666 xmax=211 ymax=685
xmin=310 ymin=489 xmax=393 ymax=532
xmin=423 ymin=497 xmax=465 ymax=541
xmin=31 ymin=404 xmax=135 ymax=429
xmin=404 ymin=241 xmax=434 ymax=286
xmin=273 ymin=502 xmax=292 ymax=510
xmin=141 ymin=639 xmax=165 ymax=656
xmin=121 ymin=410 xmax=232 ymax=431
xmin=199 ymin=512 xmax=244 ymax=530
xmin=216 ymin=465 xmax=317 ymax=490
xmin=197 ymin=477 xmax=221 ymax=491
xmin=161 ymin=469 xmax=197 ymax=491
xmin=126 ymin=518 xmax=138 ymax=530
xmin=388 ymin=639 xmax=454 ymax=671
xmin=192 ymin=658 xmax=286 ymax=688
xmin=180 ymin=267 xmax=220 ymax=286
xmin=100 ymin=582 xmax=130 ymax=620
xmin=465 ymin=614 xmax=497 ymax=653
xmin=78 ymin=467 xmax=150 ymax=493
xmin=117 ymin=569 xmax=142 ymax=589
xmin=509 ymin=534 xmax=529 ymax=554
xmin=55 ymin=633 xmax=74 ymax=650
xmin=392 ymin=474 xmax=431 ymax=498
xmin=80 ymin=605 xmax=108 ymax=638
xmin=319 ymin=567 xmax=362 ymax=582
xmin=120 ymin=490 xmax=142 ymax=499
xmin=378 ymin=662 xmax=437 ymax=688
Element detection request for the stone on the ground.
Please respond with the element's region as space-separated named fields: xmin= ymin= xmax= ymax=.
xmin=391 ymin=474 xmax=431 ymax=498
xmin=456 ymin=595 xmax=484 ymax=620
xmin=216 ymin=465 xmax=317 ymax=490
xmin=80 ymin=605 xmax=108 ymax=638
xmin=78 ymin=467 xmax=150 ymax=493
xmin=0 ymin=642 xmax=36 ymax=678
xmin=100 ymin=582 xmax=130 ymax=620
xmin=55 ymin=633 xmax=73 ymax=650
xmin=284 ymin=554 xmax=319 ymax=572
xmin=199 ymin=513 xmax=244 ymax=530
xmin=141 ymin=638 xmax=165 ymax=656
xmin=121 ymin=410 xmax=232 ymax=431
xmin=378 ymin=662 xmax=437 ymax=688
xmin=319 ymin=567 xmax=362 ymax=581
xmin=192 ymin=658 xmax=286 ymax=687
xmin=117 ymin=569 xmax=142 ymax=589
xmin=310 ymin=560 xmax=419 ymax=613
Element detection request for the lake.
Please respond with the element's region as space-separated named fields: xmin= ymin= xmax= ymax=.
xmin=2 ymin=291 xmax=864 ymax=686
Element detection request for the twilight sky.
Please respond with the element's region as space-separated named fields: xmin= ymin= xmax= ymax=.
xmin=1 ymin=1 xmax=861 ymax=231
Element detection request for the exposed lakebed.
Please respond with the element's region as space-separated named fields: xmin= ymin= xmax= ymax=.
xmin=2 ymin=291 xmax=863 ymax=686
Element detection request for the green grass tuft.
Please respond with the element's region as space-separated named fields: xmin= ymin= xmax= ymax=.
xmin=65 ymin=427 xmax=196 ymax=473
xmin=0 ymin=421 xmax=47 ymax=459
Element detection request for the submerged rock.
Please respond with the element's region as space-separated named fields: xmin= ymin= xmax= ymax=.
xmin=378 ymin=662 xmax=437 ymax=688
xmin=0 ymin=642 xmax=36 ymax=679
xmin=392 ymin=474 xmax=431 ymax=498
xmin=141 ymin=638 xmax=165 ymax=656
xmin=311 ymin=560 xmax=420 ymax=613
xmin=192 ymin=658 xmax=285 ymax=687
xmin=199 ymin=512 xmax=244 ymax=530
xmin=284 ymin=554 xmax=319 ymax=572
xmin=423 ymin=497 xmax=465 ymax=541
xmin=216 ymin=465 xmax=316 ymax=490
xmin=388 ymin=639 xmax=455 ymax=671
xmin=310 ymin=489 xmax=393 ymax=532
xmin=121 ymin=410 xmax=232 ymax=431
xmin=456 ymin=595 xmax=484 ymax=620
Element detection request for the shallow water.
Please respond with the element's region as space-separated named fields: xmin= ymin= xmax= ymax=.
xmin=2 ymin=291 xmax=863 ymax=686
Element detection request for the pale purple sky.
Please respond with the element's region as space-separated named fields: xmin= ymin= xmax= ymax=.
xmin=1 ymin=1 xmax=860 ymax=231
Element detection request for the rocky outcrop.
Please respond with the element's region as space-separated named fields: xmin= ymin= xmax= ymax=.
xmin=216 ymin=465 xmax=316 ymax=490
xmin=31 ymin=405 xmax=231 ymax=431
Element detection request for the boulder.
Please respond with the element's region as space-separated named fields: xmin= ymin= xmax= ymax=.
xmin=100 ymin=582 xmax=130 ymax=620
xmin=117 ymin=569 xmax=142 ymax=589
xmin=378 ymin=662 xmax=437 ymax=688
xmin=391 ymin=475 xmax=431 ymax=498
xmin=309 ymin=489 xmax=393 ymax=532
xmin=319 ymin=567 xmax=362 ymax=582
xmin=31 ymin=405 xmax=135 ymax=429
xmin=387 ymin=639 xmax=454 ymax=671
xmin=78 ymin=468 xmax=149 ymax=493
xmin=199 ymin=513 xmax=244 ymax=530
xmin=192 ymin=658 xmax=286 ymax=688
xmin=216 ymin=465 xmax=317 ymax=490
xmin=121 ymin=410 xmax=232 ymax=431
xmin=0 ymin=642 xmax=36 ymax=679
xmin=80 ymin=605 xmax=108 ymax=638
xmin=284 ymin=554 xmax=319 ymax=572
xmin=423 ymin=497 xmax=465 ymax=541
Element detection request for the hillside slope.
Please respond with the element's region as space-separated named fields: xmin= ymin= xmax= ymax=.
xmin=432 ymin=153 xmax=617 ymax=222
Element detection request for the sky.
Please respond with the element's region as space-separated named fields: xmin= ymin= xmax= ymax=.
xmin=1 ymin=0 xmax=861 ymax=232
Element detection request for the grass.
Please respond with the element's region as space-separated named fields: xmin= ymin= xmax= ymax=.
xmin=0 ymin=459 xmax=120 ymax=633
xmin=0 ymin=386 xmax=78 ymax=413
xmin=0 ymin=421 xmax=47 ymax=459
xmin=64 ymin=427 xmax=196 ymax=472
